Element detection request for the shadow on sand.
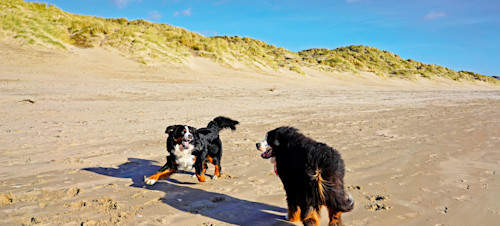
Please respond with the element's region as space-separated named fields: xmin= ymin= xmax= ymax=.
xmin=83 ymin=158 xmax=292 ymax=226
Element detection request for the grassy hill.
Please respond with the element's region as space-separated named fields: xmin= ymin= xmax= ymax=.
xmin=299 ymin=46 xmax=497 ymax=83
xmin=1 ymin=0 xmax=497 ymax=84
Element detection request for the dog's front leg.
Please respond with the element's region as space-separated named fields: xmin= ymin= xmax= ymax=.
xmin=145 ymin=155 xmax=178 ymax=185
xmin=145 ymin=168 xmax=178 ymax=185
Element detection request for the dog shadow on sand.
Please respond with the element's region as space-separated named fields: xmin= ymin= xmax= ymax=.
xmin=83 ymin=158 xmax=292 ymax=226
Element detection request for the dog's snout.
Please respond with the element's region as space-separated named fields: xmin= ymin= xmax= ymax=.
xmin=187 ymin=134 xmax=193 ymax=140
xmin=256 ymin=143 xmax=261 ymax=149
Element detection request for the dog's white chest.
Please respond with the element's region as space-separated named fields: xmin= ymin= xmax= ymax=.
xmin=173 ymin=144 xmax=195 ymax=170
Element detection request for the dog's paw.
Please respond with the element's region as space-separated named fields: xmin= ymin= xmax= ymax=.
xmin=286 ymin=210 xmax=301 ymax=222
xmin=144 ymin=176 xmax=156 ymax=185
xmin=192 ymin=174 xmax=197 ymax=178
xmin=212 ymin=175 xmax=218 ymax=180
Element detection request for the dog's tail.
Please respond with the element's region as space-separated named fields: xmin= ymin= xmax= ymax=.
xmin=312 ymin=169 xmax=354 ymax=213
xmin=207 ymin=116 xmax=239 ymax=132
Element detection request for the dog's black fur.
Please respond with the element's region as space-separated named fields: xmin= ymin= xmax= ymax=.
xmin=145 ymin=116 xmax=239 ymax=184
xmin=256 ymin=127 xmax=353 ymax=226
xmin=190 ymin=116 xmax=239 ymax=182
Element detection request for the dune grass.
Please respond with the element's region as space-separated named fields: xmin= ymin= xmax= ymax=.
xmin=0 ymin=0 xmax=497 ymax=83
xmin=299 ymin=46 xmax=498 ymax=84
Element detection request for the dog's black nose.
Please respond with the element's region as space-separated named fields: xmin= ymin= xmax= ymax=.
xmin=187 ymin=134 xmax=193 ymax=140
xmin=256 ymin=143 xmax=261 ymax=149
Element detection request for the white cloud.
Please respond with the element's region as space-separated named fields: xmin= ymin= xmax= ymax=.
xmin=199 ymin=30 xmax=218 ymax=36
xmin=174 ymin=8 xmax=191 ymax=17
xmin=148 ymin=10 xmax=162 ymax=20
xmin=424 ymin=11 xmax=446 ymax=21
xmin=110 ymin=0 xmax=142 ymax=9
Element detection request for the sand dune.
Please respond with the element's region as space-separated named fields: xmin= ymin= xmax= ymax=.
xmin=1 ymin=40 xmax=499 ymax=225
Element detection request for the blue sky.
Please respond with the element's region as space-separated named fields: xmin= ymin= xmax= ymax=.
xmin=27 ymin=0 xmax=500 ymax=76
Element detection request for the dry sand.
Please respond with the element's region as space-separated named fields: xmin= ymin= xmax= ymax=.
xmin=1 ymin=40 xmax=499 ymax=225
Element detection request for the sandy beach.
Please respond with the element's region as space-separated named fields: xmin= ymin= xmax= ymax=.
xmin=1 ymin=40 xmax=499 ymax=225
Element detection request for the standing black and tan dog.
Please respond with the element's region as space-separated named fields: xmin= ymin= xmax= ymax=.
xmin=256 ymin=127 xmax=353 ymax=226
xmin=145 ymin=116 xmax=238 ymax=185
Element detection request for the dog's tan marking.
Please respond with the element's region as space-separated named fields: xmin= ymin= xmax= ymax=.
xmin=145 ymin=168 xmax=178 ymax=185
xmin=206 ymin=155 xmax=221 ymax=177
xmin=327 ymin=206 xmax=344 ymax=226
xmin=287 ymin=205 xmax=301 ymax=222
xmin=313 ymin=169 xmax=328 ymax=203
xmin=302 ymin=210 xmax=320 ymax=226
xmin=195 ymin=161 xmax=208 ymax=182
xmin=196 ymin=173 xmax=206 ymax=182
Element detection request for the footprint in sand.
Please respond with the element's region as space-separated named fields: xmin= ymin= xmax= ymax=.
xmin=220 ymin=173 xmax=236 ymax=179
xmin=484 ymin=170 xmax=495 ymax=176
xmin=452 ymin=195 xmax=472 ymax=201
xmin=367 ymin=195 xmax=390 ymax=202
xmin=365 ymin=194 xmax=392 ymax=211
xmin=347 ymin=185 xmax=362 ymax=190
xmin=436 ymin=206 xmax=448 ymax=214
xmin=189 ymin=205 xmax=216 ymax=214
xmin=411 ymin=196 xmax=423 ymax=204
xmin=210 ymin=196 xmax=227 ymax=203
xmin=366 ymin=203 xmax=392 ymax=211
xmin=396 ymin=212 xmax=419 ymax=219
xmin=390 ymin=174 xmax=403 ymax=179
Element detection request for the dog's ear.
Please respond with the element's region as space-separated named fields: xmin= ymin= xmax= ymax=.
xmin=269 ymin=127 xmax=297 ymax=148
xmin=165 ymin=125 xmax=175 ymax=134
xmin=267 ymin=130 xmax=280 ymax=147
xmin=272 ymin=138 xmax=280 ymax=147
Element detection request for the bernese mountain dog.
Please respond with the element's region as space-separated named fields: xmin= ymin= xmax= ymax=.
xmin=256 ymin=127 xmax=353 ymax=226
xmin=145 ymin=116 xmax=239 ymax=185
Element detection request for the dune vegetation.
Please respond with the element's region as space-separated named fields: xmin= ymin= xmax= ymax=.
xmin=299 ymin=46 xmax=498 ymax=83
xmin=1 ymin=0 xmax=497 ymax=84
